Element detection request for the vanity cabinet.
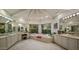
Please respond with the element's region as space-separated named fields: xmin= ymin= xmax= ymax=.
xmin=60 ymin=36 xmax=68 ymax=49
xmin=54 ymin=35 xmax=68 ymax=49
xmin=54 ymin=34 xmax=79 ymax=50
xmin=7 ymin=34 xmax=18 ymax=49
xmin=68 ymin=38 xmax=77 ymax=50
xmin=0 ymin=37 xmax=7 ymax=49
xmin=54 ymin=35 xmax=60 ymax=44
xmin=77 ymin=40 xmax=79 ymax=49
xmin=0 ymin=33 xmax=21 ymax=50
xmin=7 ymin=36 xmax=12 ymax=48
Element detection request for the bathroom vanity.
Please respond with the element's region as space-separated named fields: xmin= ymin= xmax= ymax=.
xmin=54 ymin=34 xmax=79 ymax=50
xmin=0 ymin=33 xmax=22 ymax=50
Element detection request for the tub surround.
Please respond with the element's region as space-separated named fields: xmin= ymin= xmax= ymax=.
xmin=30 ymin=34 xmax=53 ymax=43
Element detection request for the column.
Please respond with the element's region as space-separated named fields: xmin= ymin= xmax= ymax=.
xmin=51 ymin=23 xmax=54 ymax=34
xmin=38 ymin=24 xmax=42 ymax=34
xmin=27 ymin=24 xmax=29 ymax=32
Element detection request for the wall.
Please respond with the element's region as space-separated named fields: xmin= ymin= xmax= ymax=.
xmin=51 ymin=15 xmax=61 ymax=34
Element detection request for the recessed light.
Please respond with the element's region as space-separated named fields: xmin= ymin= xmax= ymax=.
xmin=12 ymin=24 xmax=15 ymax=26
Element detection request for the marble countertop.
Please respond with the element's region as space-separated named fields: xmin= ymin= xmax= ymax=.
xmin=61 ymin=34 xmax=79 ymax=39
xmin=0 ymin=33 xmax=17 ymax=38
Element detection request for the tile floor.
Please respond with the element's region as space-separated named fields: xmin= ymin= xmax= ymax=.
xmin=9 ymin=39 xmax=65 ymax=50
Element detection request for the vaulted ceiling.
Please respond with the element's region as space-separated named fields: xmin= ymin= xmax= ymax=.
xmin=2 ymin=9 xmax=79 ymax=24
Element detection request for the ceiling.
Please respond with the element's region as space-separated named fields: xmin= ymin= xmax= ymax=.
xmin=2 ymin=9 xmax=79 ymax=24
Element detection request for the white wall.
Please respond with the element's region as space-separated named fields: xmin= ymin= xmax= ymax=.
xmin=51 ymin=15 xmax=61 ymax=34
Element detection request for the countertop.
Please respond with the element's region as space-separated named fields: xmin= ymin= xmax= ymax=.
xmin=60 ymin=34 xmax=79 ymax=39
xmin=0 ymin=33 xmax=17 ymax=38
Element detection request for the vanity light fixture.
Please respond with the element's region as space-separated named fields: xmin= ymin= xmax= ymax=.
xmin=67 ymin=16 xmax=70 ymax=19
xmin=72 ymin=14 xmax=76 ymax=16
xmin=12 ymin=23 xmax=15 ymax=26
xmin=76 ymin=12 xmax=79 ymax=15
xmin=18 ymin=24 xmax=22 ymax=27
xmin=69 ymin=15 xmax=73 ymax=17
xmin=64 ymin=17 xmax=67 ymax=19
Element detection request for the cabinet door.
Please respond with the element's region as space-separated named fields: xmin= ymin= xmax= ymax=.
xmin=7 ymin=36 xmax=12 ymax=48
xmin=68 ymin=38 xmax=77 ymax=50
xmin=54 ymin=35 xmax=59 ymax=43
xmin=7 ymin=35 xmax=18 ymax=49
xmin=54 ymin=35 xmax=61 ymax=45
xmin=11 ymin=35 xmax=15 ymax=45
xmin=11 ymin=35 xmax=17 ymax=45
xmin=17 ymin=34 xmax=21 ymax=41
xmin=60 ymin=37 xmax=68 ymax=49
xmin=58 ymin=36 xmax=62 ymax=45
xmin=77 ymin=40 xmax=79 ymax=50
xmin=0 ymin=38 xmax=7 ymax=49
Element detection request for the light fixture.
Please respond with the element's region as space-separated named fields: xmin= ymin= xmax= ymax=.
xmin=18 ymin=24 xmax=22 ymax=26
xmin=12 ymin=24 xmax=15 ymax=26
xmin=67 ymin=16 xmax=70 ymax=18
xmin=76 ymin=12 xmax=79 ymax=15
xmin=69 ymin=15 xmax=72 ymax=17
xmin=72 ymin=14 xmax=76 ymax=16
xmin=64 ymin=17 xmax=67 ymax=19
